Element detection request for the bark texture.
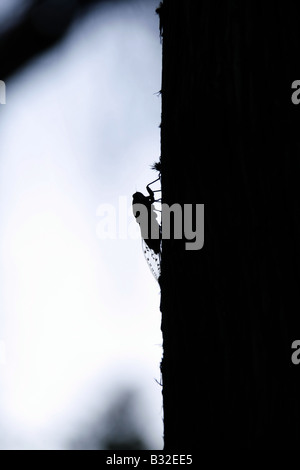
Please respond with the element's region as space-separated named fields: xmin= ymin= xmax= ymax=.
xmin=160 ymin=0 xmax=300 ymax=449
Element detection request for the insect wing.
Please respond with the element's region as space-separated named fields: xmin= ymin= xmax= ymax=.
xmin=142 ymin=239 xmax=161 ymax=282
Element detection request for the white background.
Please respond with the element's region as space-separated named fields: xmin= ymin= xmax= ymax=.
xmin=0 ymin=0 xmax=163 ymax=449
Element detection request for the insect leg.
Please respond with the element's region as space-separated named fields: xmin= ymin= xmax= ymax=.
xmin=147 ymin=176 xmax=160 ymax=188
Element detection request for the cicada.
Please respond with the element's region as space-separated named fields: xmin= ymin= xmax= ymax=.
xmin=132 ymin=175 xmax=161 ymax=282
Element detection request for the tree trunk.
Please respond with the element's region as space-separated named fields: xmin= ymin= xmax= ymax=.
xmin=160 ymin=0 xmax=300 ymax=449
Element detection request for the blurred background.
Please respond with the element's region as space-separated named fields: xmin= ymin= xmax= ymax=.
xmin=0 ymin=0 xmax=162 ymax=449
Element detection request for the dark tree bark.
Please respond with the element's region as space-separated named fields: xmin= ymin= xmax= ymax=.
xmin=160 ymin=0 xmax=300 ymax=449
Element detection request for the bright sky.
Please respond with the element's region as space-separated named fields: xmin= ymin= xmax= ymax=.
xmin=0 ymin=0 xmax=163 ymax=449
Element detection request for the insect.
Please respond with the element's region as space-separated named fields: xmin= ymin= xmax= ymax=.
xmin=132 ymin=173 xmax=161 ymax=282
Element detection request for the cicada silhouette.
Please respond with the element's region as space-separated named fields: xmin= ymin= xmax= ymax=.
xmin=132 ymin=175 xmax=161 ymax=282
